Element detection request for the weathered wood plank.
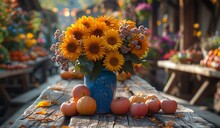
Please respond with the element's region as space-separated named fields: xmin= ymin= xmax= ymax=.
xmin=128 ymin=115 xmax=159 ymax=128
xmin=11 ymin=80 xmax=69 ymax=128
xmin=154 ymin=112 xmax=214 ymax=128
xmin=96 ymin=114 xmax=114 ymax=127
xmin=157 ymin=60 xmax=220 ymax=78
xmin=114 ymin=115 xmax=129 ymax=128
xmin=0 ymin=68 xmax=33 ymax=79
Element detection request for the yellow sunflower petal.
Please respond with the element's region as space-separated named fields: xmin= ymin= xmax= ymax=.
xmin=65 ymin=24 xmax=89 ymax=41
xmin=121 ymin=20 xmax=136 ymax=29
xmin=103 ymin=52 xmax=124 ymax=72
xmin=59 ymin=36 xmax=82 ymax=61
xmin=90 ymin=21 xmax=108 ymax=37
xmin=84 ymin=35 xmax=106 ymax=61
xmin=130 ymin=35 xmax=149 ymax=58
xmin=96 ymin=16 xmax=119 ymax=29
xmin=103 ymin=29 xmax=122 ymax=51
xmin=75 ymin=16 xmax=95 ymax=29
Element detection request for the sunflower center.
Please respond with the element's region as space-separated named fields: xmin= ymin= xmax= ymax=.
xmin=74 ymin=31 xmax=83 ymax=40
xmin=66 ymin=43 xmax=77 ymax=52
xmin=93 ymin=29 xmax=103 ymax=37
xmin=83 ymin=22 xmax=90 ymax=28
xmin=110 ymin=57 xmax=119 ymax=66
xmin=105 ymin=20 xmax=110 ymax=26
xmin=138 ymin=41 xmax=142 ymax=48
xmin=89 ymin=43 xmax=99 ymax=54
xmin=107 ymin=37 xmax=117 ymax=45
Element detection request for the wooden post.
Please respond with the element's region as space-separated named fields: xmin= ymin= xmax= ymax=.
xmin=179 ymin=0 xmax=194 ymax=50
xmin=149 ymin=0 xmax=159 ymax=36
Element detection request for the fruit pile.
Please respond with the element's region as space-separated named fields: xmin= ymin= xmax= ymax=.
xmin=9 ymin=46 xmax=48 ymax=62
xmin=31 ymin=46 xmax=48 ymax=57
xmin=169 ymin=50 xmax=203 ymax=64
xmin=10 ymin=50 xmax=30 ymax=62
xmin=200 ymin=48 xmax=220 ymax=70
xmin=60 ymin=84 xmax=178 ymax=117
xmin=0 ymin=63 xmax=27 ymax=70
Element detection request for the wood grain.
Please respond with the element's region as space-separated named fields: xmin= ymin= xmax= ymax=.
xmin=11 ymin=75 xmax=214 ymax=128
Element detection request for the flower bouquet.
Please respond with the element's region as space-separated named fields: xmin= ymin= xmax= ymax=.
xmin=50 ymin=16 xmax=150 ymax=113
xmin=51 ymin=16 xmax=150 ymax=80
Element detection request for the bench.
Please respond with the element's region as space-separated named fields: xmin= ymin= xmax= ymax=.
xmin=157 ymin=60 xmax=220 ymax=105
xmin=11 ymin=75 xmax=214 ymax=127
xmin=11 ymin=75 xmax=61 ymax=105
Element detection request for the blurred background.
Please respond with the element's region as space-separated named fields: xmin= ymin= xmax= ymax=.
xmin=1 ymin=0 xmax=220 ymax=127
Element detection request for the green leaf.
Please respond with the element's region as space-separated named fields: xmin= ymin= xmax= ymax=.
xmin=78 ymin=56 xmax=94 ymax=74
xmin=89 ymin=62 xmax=102 ymax=81
xmin=122 ymin=61 xmax=134 ymax=74
xmin=130 ymin=54 xmax=141 ymax=63
xmin=123 ymin=54 xmax=130 ymax=61
xmin=141 ymin=60 xmax=151 ymax=69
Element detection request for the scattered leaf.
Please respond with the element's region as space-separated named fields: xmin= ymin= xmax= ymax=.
xmin=61 ymin=126 xmax=70 ymax=128
xmin=50 ymin=87 xmax=63 ymax=91
xmin=19 ymin=125 xmax=26 ymax=128
xmin=54 ymin=113 xmax=62 ymax=117
xmin=27 ymin=116 xmax=35 ymax=120
xmin=124 ymin=87 xmax=129 ymax=90
xmin=51 ymin=99 xmax=59 ymax=105
xmin=42 ymin=117 xmax=54 ymax=123
xmin=41 ymin=94 xmax=50 ymax=99
xmin=175 ymin=113 xmax=184 ymax=118
xmin=36 ymin=100 xmax=51 ymax=107
xmin=166 ymin=121 xmax=174 ymax=128
xmin=149 ymin=117 xmax=164 ymax=127
xmin=35 ymin=110 xmax=47 ymax=115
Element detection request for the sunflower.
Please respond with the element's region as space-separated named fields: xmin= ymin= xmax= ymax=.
xmin=59 ymin=36 xmax=81 ymax=61
xmin=75 ymin=16 xmax=94 ymax=29
xmin=103 ymin=52 xmax=124 ymax=72
xmin=65 ymin=24 xmax=89 ymax=41
xmin=130 ymin=36 xmax=149 ymax=58
xmin=121 ymin=20 xmax=136 ymax=29
xmin=103 ymin=29 xmax=122 ymax=51
xmin=90 ymin=21 xmax=108 ymax=37
xmin=83 ymin=36 xmax=106 ymax=61
xmin=96 ymin=16 xmax=119 ymax=29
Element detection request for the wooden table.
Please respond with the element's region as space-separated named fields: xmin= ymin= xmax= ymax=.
xmin=157 ymin=60 xmax=220 ymax=105
xmin=12 ymin=75 xmax=214 ymax=127
xmin=0 ymin=68 xmax=33 ymax=122
xmin=25 ymin=56 xmax=51 ymax=83
xmin=0 ymin=68 xmax=33 ymax=105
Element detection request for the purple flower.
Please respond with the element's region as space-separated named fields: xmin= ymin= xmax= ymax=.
xmin=135 ymin=3 xmax=152 ymax=11
xmin=120 ymin=45 xmax=130 ymax=54
xmin=169 ymin=41 xmax=175 ymax=47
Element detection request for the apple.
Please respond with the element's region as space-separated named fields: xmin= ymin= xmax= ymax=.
xmin=161 ymin=99 xmax=177 ymax=114
xmin=145 ymin=99 xmax=161 ymax=113
xmin=60 ymin=101 xmax=77 ymax=116
xmin=71 ymin=84 xmax=90 ymax=102
xmin=111 ymin=97 xmax=130 ymax=114
xmin=130 ymin=102 xmax=148 ymax=118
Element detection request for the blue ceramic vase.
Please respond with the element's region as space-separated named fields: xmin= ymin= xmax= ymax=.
xmin=84 ymin=70 xmax=117 ymax=113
